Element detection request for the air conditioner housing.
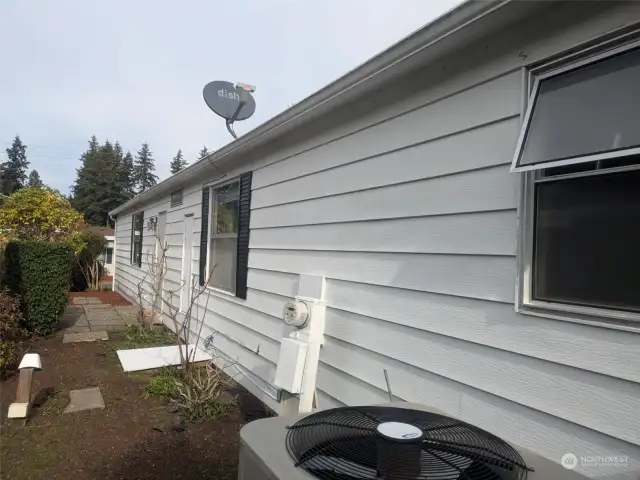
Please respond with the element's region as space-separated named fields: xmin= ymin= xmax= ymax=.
xmin=238 ymin=402 xmax=591 ymax=480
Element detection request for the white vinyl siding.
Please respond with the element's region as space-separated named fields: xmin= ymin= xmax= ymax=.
xmin=113 ymin=2 xmax=640 ymax=478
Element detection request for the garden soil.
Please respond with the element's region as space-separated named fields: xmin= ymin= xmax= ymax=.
xmin=0 ymin=336 xmax=265 ymax=480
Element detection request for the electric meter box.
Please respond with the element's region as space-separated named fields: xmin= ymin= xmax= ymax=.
xmin=283 ymin=300 xmax=309 ymax=328
xmin=273 ymin=338 xmax=308 ymax=394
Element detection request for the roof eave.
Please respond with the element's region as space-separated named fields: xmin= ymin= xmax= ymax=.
xmin=110 ymin=0 xmax=519 ymax=217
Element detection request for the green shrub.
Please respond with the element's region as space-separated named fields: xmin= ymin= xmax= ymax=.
xmin=144 ymin=367 xmax=182 ymax=398
xmin=0 ymin=288 xmax=26 ymax=376
xmin=0 ymin=241 xmax=6 ymax=288
xmin=4 ymin=241 xmax=73 ymax=335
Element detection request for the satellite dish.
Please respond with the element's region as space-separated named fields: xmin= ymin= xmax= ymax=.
xmin=203 ymin=81 xmax=256 ymax=121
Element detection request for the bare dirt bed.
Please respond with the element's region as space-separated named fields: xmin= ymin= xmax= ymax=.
xmin=68 ymin=291 xmax=132 ymax=306
xmin=0 ymin=336 xmax=246 ymax=480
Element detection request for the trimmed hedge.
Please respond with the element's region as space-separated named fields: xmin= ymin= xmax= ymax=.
xmin=4 ymin=241 xmax=73 ymax=335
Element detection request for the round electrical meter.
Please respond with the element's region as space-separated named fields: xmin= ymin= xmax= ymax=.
xmin=283 ymin=300 xmax=309 ymax=328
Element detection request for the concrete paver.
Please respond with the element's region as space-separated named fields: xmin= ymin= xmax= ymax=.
xmin=91 ymin=317 xmax=127 ymax=327
xmin=83 ymin=304 xmax=111 ymax=310
xmin=96 ymin=324 xmax=129 ymax=332
xmin=64 ymin=387 xmax=105 ymax=413
xmin=59 ymin=314 xmax=89 ymax=328
xmin=60 ymin=297 xmax=138 ymax=335
xmin=63 ymin=331 xmax=109 ymax=343
xmin=64 ymin=326 xmax=91 ymax=334
xmin=64 ymin=306 xmax=84 ymax=315
xmin=114 ymin=306 xmax=139 ymax=324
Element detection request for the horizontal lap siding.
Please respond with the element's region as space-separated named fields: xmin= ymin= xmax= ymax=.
xmin=245 ymin=8 xmax=640 ymax=474
xmin=114 ymin=183 xmax=203 ymax=312
xmin=111 ymin=3 xmax=640 ymax=475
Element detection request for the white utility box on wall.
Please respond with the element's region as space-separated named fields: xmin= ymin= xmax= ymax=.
xmin=273 ymin=338 xmax=308 ymax=394
xmin=273 ymin=273 xmax=327 ymax=413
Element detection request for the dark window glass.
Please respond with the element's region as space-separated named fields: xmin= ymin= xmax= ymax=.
xmin=520 ymin=47 xmax=640 ymax=167
xmin=104 ymin=247 xmax=113 ymax=264
xmin=533 ymin=170 xmax=640 ymax=312
xmin=131 ymin=212 xmax=144 ymax=267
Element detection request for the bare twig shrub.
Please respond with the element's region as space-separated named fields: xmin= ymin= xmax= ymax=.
xmin=134 ymin=217 xmax=237 ymax=423
xmin=172 ymin=362 xmax=236 ymax=423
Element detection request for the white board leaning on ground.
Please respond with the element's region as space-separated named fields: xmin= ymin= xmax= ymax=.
xmin=117 ymin=345 xmax=212 ymax=373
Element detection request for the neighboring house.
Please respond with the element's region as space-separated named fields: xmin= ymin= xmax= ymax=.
xmin=89 ymin=227 xmax=115 ymax=277
xmin=102 ymin=231 xmax=115 ymax=278
xmin=110 ymin=1 xmax=640 ymax=477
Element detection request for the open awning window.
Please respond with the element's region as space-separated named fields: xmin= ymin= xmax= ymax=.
xmin=511 ymin=44 xmax=640 ymax=173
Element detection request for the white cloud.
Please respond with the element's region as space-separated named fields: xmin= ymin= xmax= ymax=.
xmin=0 ymin=0 xmax=462 ymax=192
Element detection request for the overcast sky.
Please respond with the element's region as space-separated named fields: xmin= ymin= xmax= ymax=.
xmin=0 ymin=0 xmax=462 ymax=194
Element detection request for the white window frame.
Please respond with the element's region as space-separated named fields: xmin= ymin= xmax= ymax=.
xmin=515 ymin=33 xmax=640 ymax=331
xmin=206 ymin=177 xmax=240 ymax=296
xmin=511 ymin=36 xmax=640 ymax=173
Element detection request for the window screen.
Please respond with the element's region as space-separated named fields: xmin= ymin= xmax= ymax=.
xmin=533 ymin=169 xmax=640 ymax=312
xmin=513 ymin=46 xmax=640 ymax=171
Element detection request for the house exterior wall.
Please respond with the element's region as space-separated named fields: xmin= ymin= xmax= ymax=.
xmin=114 ymin=2 xmax=640 ymax=477
xmin=102 ymin=236 xmax=115 ymax=277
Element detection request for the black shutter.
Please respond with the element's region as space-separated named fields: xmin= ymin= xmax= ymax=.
xmin=235 ymin=172 xmax=252 ymax=299
xmin=199 ymin=187 xmax=210 ymax=286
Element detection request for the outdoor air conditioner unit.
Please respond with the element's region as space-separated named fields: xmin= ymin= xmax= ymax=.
xmin=238 ymin=402 xmax=590 ymax=480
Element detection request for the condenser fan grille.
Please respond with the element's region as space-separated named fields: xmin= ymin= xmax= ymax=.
xmin=285 ymin=406 xmax=532 ymax=480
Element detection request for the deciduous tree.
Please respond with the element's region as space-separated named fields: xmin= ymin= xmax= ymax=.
xmin=0 ymin=187 xmax=84 ymax=242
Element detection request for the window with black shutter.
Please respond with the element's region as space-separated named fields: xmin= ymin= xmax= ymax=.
xmin=130 ymin=211 xmax=144 ymax=267
xmin=199 ymin=172 xmax=251 ymax=298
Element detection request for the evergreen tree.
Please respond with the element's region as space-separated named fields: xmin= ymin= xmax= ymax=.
xmin=1 ymin=135 xmax=29 ymax=195
xmin=170 ymin=149 xmax=187 ymax=174
xmin=114 ymin=142 xmax=135 ymax=200
xmin=72 ymin=136 xmax=109 ymax=225
xmin=133 ymin=142 xmax=158 ymax=192
xmin=121 ymin=151 xmax=136 ymax=198
xmin=27 ymin=169 xmax=43 ymax=188
xmin=198 ymin=146 xmax=210 ymax=160
xmin=71 ymin=136 xmax=132 ymax=225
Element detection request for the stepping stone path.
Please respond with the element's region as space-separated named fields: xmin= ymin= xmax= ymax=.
xmin=62 ymin=331 xmax=109 ymax=343
xmin=59 ymin=296 xmax=139 ymax=335
xmin=63 ymin=387 xmax=105 ymax=413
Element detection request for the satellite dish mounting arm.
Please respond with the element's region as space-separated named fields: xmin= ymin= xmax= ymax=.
xmin=226 ymin=83 xmax=256 ymax=139
xmin=225 ymin=100 xmax=246 ymax=139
